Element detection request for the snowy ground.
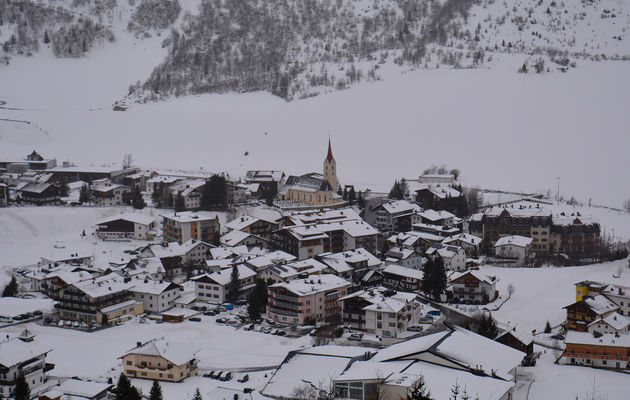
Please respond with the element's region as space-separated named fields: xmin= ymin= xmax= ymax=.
xmin=479 ymin=258 xmax=630 ymax=335
xmin=1 ymin=53 xmax=629 ymax=208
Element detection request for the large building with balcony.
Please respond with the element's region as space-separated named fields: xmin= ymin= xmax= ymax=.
xmin=267 ymin=274 xmax=351 ymax=324
xmin=561 ymin=331 xmax=630 ymax=369
xmin=0 ymin=335 xmax=54 ymax=399
xmin=120 ymin=339 xmax=198 ymax=382
xmin=161 ymin=211 xmax=221 ymax=244
xmin=447 ymin=270 xmax=499 ymax=304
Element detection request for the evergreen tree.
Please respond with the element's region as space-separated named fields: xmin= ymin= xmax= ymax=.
xmin=348 ymin=187 xmax=356 ymax=205
xmin=343 ymin=187 xmax=348 ymax=200
xmin=149 ymin=380 xmax=163 ymax=400
xmin=201 ymin=174 xmax=228 ymax=210
xmin=59 ymin=181 xmax=70 ymax=197
xmin=422 ymin=258 xmax=446 ymax=300
xmin=264 ymin=184 xmax=277 ymax=206
xmin=14 ymin=375 xmax=30 ymax=400
xmin=175 ymin=192 xmax=185 ymax=212
xmin=422 ymin=258 xmax=435 ymax=297
xmin=401 ymin=178 xmax=409 ymax=199
xmin=192 ymin=388 xmax=203 ymax=400
xmin=544 ymin=320 xmax=552 ymax=334
xmin=132 ymin=185 xmax=146 ymax=209
xmin=337 ymin=185 xmax=343 ymax=197
xmin=389 ymin=179 xmax=404 ymax=200
xmin=357 ymin=191 xmax=365 ymax=209
xmin=226 ymin=265 xmax=240 ymax=303
xmin=247 ymin=290 xmax=261 ymax=320
xmin=254 ymin=279 xmax=268 ymax=309
xmin=151 ymin=185 xmax=162 ymax=207
xmin=79 ymin=183 xmax=91 ymax=204
xmin=43 ymin=31 xmax=50 ymax=44
xmin=2 ymin=276 xmax=18 ymax=297
xmin=408 ymin=375 xmax=433 ymax=400
xmin=116 ymin=373 xmax=132 ymax=400
xmin=477 ymin=312 xmax=498 ymax=339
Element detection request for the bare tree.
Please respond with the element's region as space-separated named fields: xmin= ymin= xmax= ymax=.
xmin=580 ymin=378 xmax=608 ymax=400
xmin=290 ymin=383 xmax=317 ymax=400
xmin=122 ymin=153 xmax=134 ymax=169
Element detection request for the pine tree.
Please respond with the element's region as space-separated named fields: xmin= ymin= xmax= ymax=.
xmin=348 ymin=187 xmax=356 ymax=205
xmin=2 ymin=276 xmax=18 ymax=297
xmin=431 ymin=257 xmax=447 ymax=300
xmin=116 ymin=373 xmax=132 ymax=400
xmin=43 ymin=31 xmax=50 ymax=44
xmin=343 ymin=187 xmax=348 ymax=200
xmin=192 ymin=388 xmax=203 ymax=400
xmin=357 ymin=191 xmax=365 ymax=209
xmin=201 ymin=174 xmax=227 ymax=210
xmin=149 ymin=380 xmax=163 ymax=400
xmin=59 ymin=181 xmax=70 ymax=197
xmin=389 ymin=180 xmax=403 ymax=200
xmin=544 ymin=320 xmax=552 ymax=334
xmin=408 ymin=375 xmax=433 ymax=400
xmin=254 ymin=279 xmax=268 ymax=309
xmin=79 ymin=183 xmax=91 ymax=204
xmin=247 ymin=290 xmax=261 ymax=320
xmin=14 ymin=375 xmax=30 ymax=400
xmin=132 ymin=185 xmax=146 ymax=209
xmin=175 ymin=192 xmax=185 ymax=211
xmin=422 ymin=258 xmax=435 ymax=297
xmin=477 ymin=312 xmax=498 ymax=339
xmin=226 ymin=265 xmax=240 ymax=303
xmin=264 ymin=184 xmax=277 ymax=206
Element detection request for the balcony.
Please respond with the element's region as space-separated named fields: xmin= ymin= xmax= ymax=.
xmin=564 ymin=352 xmax=629 ymax=362
xmin=270 ymin=293 xmax=300 ymax=303
xmin=267 ymin=306 xmax=298 ymax=317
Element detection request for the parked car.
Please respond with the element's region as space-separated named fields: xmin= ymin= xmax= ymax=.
xmin=215 ymin=371 xmax=224 ymax=380
xmin=238 ymin=374 xmax=249 ymax=383
xmin=33 ymin=310 xmax=43 ymax=316
xmin=221 ymin=303 xmax=234 ymax=311
xmin=203 ymin=311 xmax=214 ymax=316
xmin=550 ymin=334 xmax=565 ymax=341
xmin=349 ymin=333 xmax=363 ymax=341
xmin=273 ymin=330 xmax=286 ymax=336
xmin=219 ymin=371 xmax=232 ymax=381
xmin=235 ymin=299 xmax=247 ymax=305
xmin=189 ymin=317 xmax=201 ymax=322
xmin=407 ymin=325 xmax=423 ymax=332
xmin=208 ymin=370 xmax=219 ymax=379
xmin=427 ymin=310 xmax=441 ymax=317
xmin=216 ymin=318 xmax=227 ymax=324
xmin=243 ymin=324 xmax=255 ymax=331
xmin=58 ymin=320 xmax=65 ymax=327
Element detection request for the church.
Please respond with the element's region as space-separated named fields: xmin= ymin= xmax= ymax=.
xmin=277 ymin=139 xmax=344 ymax=206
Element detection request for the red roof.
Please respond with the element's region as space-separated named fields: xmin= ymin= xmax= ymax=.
xmin=326 ymin=138 xmax=334 ymax=162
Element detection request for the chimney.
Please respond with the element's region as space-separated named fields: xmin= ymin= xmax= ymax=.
xmin=137 ymin=341 xmax=142 ymax=347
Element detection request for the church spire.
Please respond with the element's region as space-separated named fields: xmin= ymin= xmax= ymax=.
xmin=326 ymin=137 xmax=334 ymax=162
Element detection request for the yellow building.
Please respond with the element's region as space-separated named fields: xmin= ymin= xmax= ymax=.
xmin=120 ymin=339 xmax=199 ymax=382
xmin=575 ymin=281 xmax=607 ymax=302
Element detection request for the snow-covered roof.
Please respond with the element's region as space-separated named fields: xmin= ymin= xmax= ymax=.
xmin=587 ymin=312 xmax=630 ymax=331
xmin=122 ymin=338 xmax=198 ymax=366
xmin=99 ymin=299 xmax=139 ymax=314
xmin=450 ymin=270 xmax=497 ymax=285
xmin=418 ymin=209 xmax=455 ymax=222
xmin=209 ymin=245 xmax=250 ymax=260
xmin=380 ymin=199 xmax=421 ymax=215
xmin=72 ymin=273 xmax=132 ymax=298
xmin=286 ymin=258 xmax=328 ymax=274
xmin=386 ymin=247 xmax=420 ymax=260
xmin=601 ymin=284 xmax=630 ymax=299
xmin=442 ymin=233 xmax=482 ymax=246
xmin=192 ymin=264 xmax=256 ymax=286
xmin=0 ymin=338 xmax=52 ymax=368
xmin=245 ymin=170 xmax=285 ymax=182
xmin=19 ymin=182 xmax=55 ymax=194
xmin=169 ymin=178 xmax=206 ymax=197
xmin=220 ymin=229 xmax=256 ymax=246
xmin=270 ymin=274 xmax=350 ymax=296
xmin=371 ymin=331 xmax=450 ymax=362
xmin=265 ymin=263 xmax=299 ymax=279
xmin=426 ymin=243 xmax=464 ymax=260
xmin=565 ymin=331 xmax=630 ymax=347
xmin=52 ymin=379 xmax=112 ymax=399
xmin=382 ymin=264 xmax=423 ymax=280
xmin=44 ymin=269 xmax=94 ymax=285
xmin=226 ymin=215 xmax=260 ymax=231
xmin=97 ymin=213 xmax=155 ymax=226
xmin=286 ymin=207 xmax=362 ymax=225
xmin=341 ymin=286 xmax=418 ymax=314
xmin=245 ymin=251 xmax=297 ymax=270
xmin=129 ymin=279 xmax=181 ymax=295
xmin=319 ymin=257 xmax=353 ymax=274
xmin=160 ymin=211 xmax=220 ymax=223
xmin=282 ymin=225 xmax=329 ymax=241
xmin=583 ymin=295 xmax=619 ymax=315
xmin=494 ymin=235 xmax=532 ymax=248
xmin=388 ymin=231 xmax=443 ymax=246
xmin=148 ymin=239 xmax=209 ymax=259
xmin=92 ymin=183 xmax=126 ymax=193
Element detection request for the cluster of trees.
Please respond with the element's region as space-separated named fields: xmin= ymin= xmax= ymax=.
xmin=115 ymin=373 xmax=142 ymax=400
xmin=422 ymin=165 xmax=460 ymax=180
xmin=389 ymin=178 xmax=410 ymax=200
xmin=131 ymin=185 xmax=146 ymax=209
xmin=127 ymin=0 xmax=181 ymax=37
xmin=51 ymin=18 xmax=114 ymax=57
xmin=226 ymin=265 xmax=240 ymax=303
xmin=422 ymin=257 xmax=447 ymax=300
xmin=2 ymin=276 xmax=19 ymax=297
xmin=200 ymin=174 xmax=228 ymax=210
xmin=128 ymin=0 xmax=484 ymax=101
xmin=337 ymin=185 xmax=363 ymax=207
xmin=247 ymin=279 xmax=268 ymax=320
xmin=472 ymin=311 xmax=498 ymax=339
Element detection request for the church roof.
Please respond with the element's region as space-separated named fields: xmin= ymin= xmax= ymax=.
xmin=326 ymin=138 xmax=334 ymax=162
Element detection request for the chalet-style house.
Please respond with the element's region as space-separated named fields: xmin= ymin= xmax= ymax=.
xmin=564 ymin=295 xmax=619 ymax=331
xmin=258 ymin=258 xmax=327 ymax=283
xmin=601 ymin=284 xmax=630 ymax=316
xmin=587 ymin=312 xmax=630 ymax=336
xmin=225 ymin=215 xmax=279 ymax=241
xmin=495 ymin=329 xmax=534 ymax=356
xmin=382 ymin=264 xmax=423 ymax=292
xmin=48 ymin=166 xmax=138 ymax=185
xmin=18 ymin=182 xmax=60 ymax=205
xmin=0 ymin=336 xmax=54 ymax=398
xmin=387 ymin=230 xmax=443 ymax=253
xmin=340 ymin=286 xmax=420 ymax=338
xmin=120 ymin=339 xmax=198 ymax=382
xmin=96 ymin=213 xmax=156 ymax=240
xmin=561 ymin=331 xmax=630 ymax=369
xmin=192 ymin=264 xmax=257 ymax=303
xmin=161 ymin=211 xmax=221 ymax=244
xmin=220 ymin=229 xmax=269 ymax=249
xmin=425 ymin=243 xmax=466 ymax=271
xmin=91 ymin=182 xmax=131 ymax=207
xmin=384 ymin=247 xmax=424 ymax=270
xmin=267 ymin=274 xmax=350 ymax=324
xmin=441 ymin=233 xmax=482 ymax=256
xmin=447 ymin=270 xmax=499 ymax=304
xmin=373 ymin=200 xmax=422 ymax=232
xmin=169 ymin=179 xmax=205 ymax=210
xmin=57 ymin=273 xmax=143 ymax=324
xmin=494 ymin=235 xmax=533 ymax=266
xmin=129 ymin=279 xmax=182 ymax=313
xmin=38 ymin=378 xmax=112 ymax=400
xmin=244 ymin=170 xmax=285 ymax=193
xmin=415 ymin=185 xmax=461 ymax=212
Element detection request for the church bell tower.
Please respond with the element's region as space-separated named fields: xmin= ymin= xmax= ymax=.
xmin=323 ymin=138 xmax=339 ymax=191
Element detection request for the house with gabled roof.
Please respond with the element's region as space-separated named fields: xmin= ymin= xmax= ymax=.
xmin=425 ymin=243 xmax=466 ymax=271
xmin=18 ymin=182 xmax=60 ymax=205
xmin=129 ymin=278 xmax=182 ymax=313
xmin=587 ymin=312 xmax=630 ymax=336
xmin=448 ymin=270 xmax=498 ymax=304
xmin=220 ymin=229 xmax=269 ymax=249
xmin=0 ymin=337 xmax=54 ymax=398
xmin=564 ymin=295 xmax=619 ymax=331
xmin=120 ymin=338 xmax=199 ymax=382
xmin=225 ymin=215 xmax=279 ymax=241
xmin=191 ymin=264 xmax=257 ymax=303
xmin=96 ymin=213 xmax=156 ymax=240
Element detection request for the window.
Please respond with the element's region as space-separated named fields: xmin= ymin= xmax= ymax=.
xmin=349 ymin=383 xmax=363 ymax=399
xmin=126 ymin=361 xmax=132 ymax=365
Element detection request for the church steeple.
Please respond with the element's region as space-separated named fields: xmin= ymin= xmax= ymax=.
xmin=323 ymin=137 xmax=339 ymax=191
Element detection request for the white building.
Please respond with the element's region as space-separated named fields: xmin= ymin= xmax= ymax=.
xmin=129 ymin=279 xmax=182 ymax=313
xmin=494 ymin=235 xmax=533 ymax=266
xmin=384 ymin=247 xmax=425 ymax=270
xmin=91 ymin=183 xmax=131 ymax=207
xmin=143 ymin=239 xmax=212 ymax=266
xmin=170 ymin=179 xmax=206 ymax=210
xmin=374 ymin=200 xmax=422 ymax=232
xmin=442 ymin=233 xmax=482 ymax=256
xmin=96 ymin=213 xmax=157 ymax=240
xmin=0 ymin=336 xmax=53 ymax=398
xmin=425 ymin=244 xmax=466 ymax=271
xmin=220 ymin=229 xmax=269 ymax=249
xmin=448 ymin=270 xmax=499 ymax=304
xmin=192 ymin=264 xmax=257 ymax=303
xmin=587 ymin=312 xmax=630 ymax=335
xmin=601 ymin=284 xmax=630 ymax=317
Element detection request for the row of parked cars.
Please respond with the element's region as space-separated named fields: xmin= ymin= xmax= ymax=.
xmin=1 ymin=310 xmax=43 ymax=323
xmin=202 ymin=370 xmax=249 ymax=383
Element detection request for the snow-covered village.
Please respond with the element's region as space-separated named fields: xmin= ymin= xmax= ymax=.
xmin=1 ymin=0 xmax=630 ymax=400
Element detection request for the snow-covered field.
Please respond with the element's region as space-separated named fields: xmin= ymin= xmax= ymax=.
xmin=480 ymin=258 xmax=630 ymax=335
xmin=1 ymin=53 xmax=629 ymax=208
